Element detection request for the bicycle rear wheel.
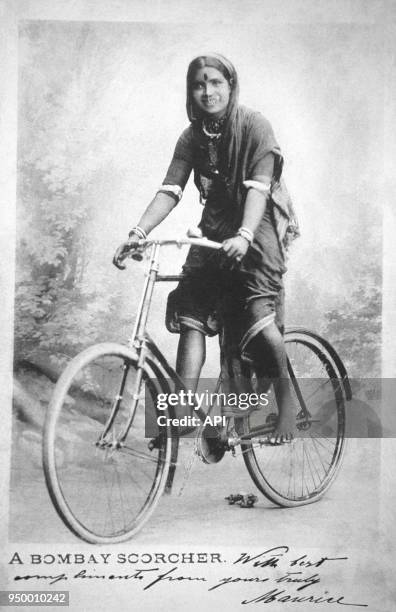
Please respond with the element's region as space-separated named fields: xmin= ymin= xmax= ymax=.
xmin=237 ymin=329 xmax=347 ymax=507
xmin=43 ymin=342 xmax=171 ymax=543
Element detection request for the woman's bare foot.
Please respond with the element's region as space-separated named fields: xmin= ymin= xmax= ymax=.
xmin=267 ymin=405 xmax=297 ymax=445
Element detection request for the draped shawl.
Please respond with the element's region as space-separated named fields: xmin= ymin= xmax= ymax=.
xmin=188 ymin=105 xmax=299 ymax=251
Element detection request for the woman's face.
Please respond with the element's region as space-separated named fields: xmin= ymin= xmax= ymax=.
xmin=191 ymin=66 xmax=231 ymax=119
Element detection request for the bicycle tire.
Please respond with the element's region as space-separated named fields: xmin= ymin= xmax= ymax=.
xmin=237 ymin=329 xmax=347 ymax=507
xmin=43 ymin=342 xmax=171 ymax=543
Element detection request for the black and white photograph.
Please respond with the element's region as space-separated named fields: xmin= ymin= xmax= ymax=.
xmin=1 ymin=1 xmax=396 ymax=610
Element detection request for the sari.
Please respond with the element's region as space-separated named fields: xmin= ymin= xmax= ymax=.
xmin=164 ymin=54 xmax=299 ymax=399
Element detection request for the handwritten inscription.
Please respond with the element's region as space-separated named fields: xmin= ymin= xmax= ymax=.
xmin=10 ymin=547 xmax=368 ymax=607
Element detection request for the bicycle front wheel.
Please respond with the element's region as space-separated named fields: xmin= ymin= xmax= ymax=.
xmin=43 ymin=342 xmax=171 ymax=543
xmin=237 ymin=329 xmax=347 ymax=507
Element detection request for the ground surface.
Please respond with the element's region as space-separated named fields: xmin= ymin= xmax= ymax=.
xmin=9 ymin=431 xmax=381 ymax=548
xmin=7 ymin=386 xmax=394 ymax=612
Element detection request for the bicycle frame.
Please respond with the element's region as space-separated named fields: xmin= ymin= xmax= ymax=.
xmin=100 ymin=238 xmax=222 ymax=447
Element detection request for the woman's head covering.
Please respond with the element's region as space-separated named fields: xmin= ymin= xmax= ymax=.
xmin=186 ymin=53 xmax=239 ymax=124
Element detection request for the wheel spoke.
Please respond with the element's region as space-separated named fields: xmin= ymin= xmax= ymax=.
xmin=308 ymin=434 xmax=331 ymax=473
xmin=121 ymin=445 xmax=163 ymax=464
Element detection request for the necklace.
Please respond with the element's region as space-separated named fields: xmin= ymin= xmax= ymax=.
xmin=202 ymin=116 xmax=226 ymax=139
xmin=202 ymin=122 xmax=221 ymax=139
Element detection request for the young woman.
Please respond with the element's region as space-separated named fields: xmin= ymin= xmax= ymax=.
xmin=113 ymin=53 xmax=299 ymax=444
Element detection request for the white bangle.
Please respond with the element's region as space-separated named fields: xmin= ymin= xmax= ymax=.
xmin=129 ymin=226 xmax=147 ymax=240
xmin=237 ymin=226 xmax=254 ymax=245
xmin=243 ymin=180 xmax=271 ymax=194
xmin=157 ymin=184 xmax=183 ymax=203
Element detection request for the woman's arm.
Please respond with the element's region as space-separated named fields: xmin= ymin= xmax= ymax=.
xmin=222 ymin=153 xmax=274 ymax=261
xmin=113 ymin=128 xmax=193 ymax=269
xmin=135 ymin=191 xmax=178 ymax=235
xmin=136 ymin=126 xmax=194 ymax=234
xmin=133 ymin=125 xmax=195 ymax=233
xmin=112 ymin=191 xmax=178 ymax=269
xmin=240 ymin=185 xmax=270 ymax=234
xmin=222 ymin=188 xmax=270 ymax=261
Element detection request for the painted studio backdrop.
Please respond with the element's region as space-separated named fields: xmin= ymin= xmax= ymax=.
xmin=14 ymin=21 xmax=381 ymax=382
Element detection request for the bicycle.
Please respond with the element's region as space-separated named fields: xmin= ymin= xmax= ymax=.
xmin=42 ymin=235 xmax=352 ymax=544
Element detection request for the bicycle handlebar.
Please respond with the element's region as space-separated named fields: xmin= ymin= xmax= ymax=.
xmin=128 ymin=236 xmax=223 ymax=258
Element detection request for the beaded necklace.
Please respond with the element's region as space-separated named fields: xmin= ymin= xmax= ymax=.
xmin=202 ymin=115 xmax=226 ymax=139
xmin=201 ymin=116 xmax=226 ymax=174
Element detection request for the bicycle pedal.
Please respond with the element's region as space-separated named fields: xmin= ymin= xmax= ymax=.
xmin=225 ymin=492 xmax=258 ymax=507
xmin=239 ymin=494 xmax=258 ymax=508
xmin=225 ymin=494 xmax=243 ymax=505
xmin=258 ymin=437 xmax=275 ymax=447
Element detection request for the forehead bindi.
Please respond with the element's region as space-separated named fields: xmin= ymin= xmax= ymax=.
xmin=194 ymin=66 xmax=225 ymax=83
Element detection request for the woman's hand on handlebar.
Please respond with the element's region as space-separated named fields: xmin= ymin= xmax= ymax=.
xmin=222 ymin=235 xmax=249 ymax=265
xmin=112 ymin=234 xmax=142 ymax=270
